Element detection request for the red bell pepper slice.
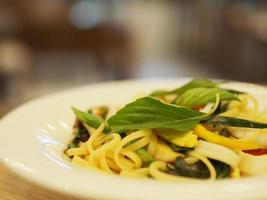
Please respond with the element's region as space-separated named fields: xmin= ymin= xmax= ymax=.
xmin=244 ymin=148 xmax=267 ymax=156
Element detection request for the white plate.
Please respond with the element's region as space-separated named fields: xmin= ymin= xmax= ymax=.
xmin=1 ymin=78 xmax=267 ymax=200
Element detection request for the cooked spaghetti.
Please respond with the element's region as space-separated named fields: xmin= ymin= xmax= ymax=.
xmin=64 ymin=79 xmax=267 ymax=181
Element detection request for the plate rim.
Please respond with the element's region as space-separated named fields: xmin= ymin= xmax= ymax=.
xmin=1 ymin=78 xmax=267 ymax=200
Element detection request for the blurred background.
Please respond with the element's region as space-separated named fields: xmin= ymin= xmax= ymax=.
xmin=0 ymin=0 xmax=266 ymax=116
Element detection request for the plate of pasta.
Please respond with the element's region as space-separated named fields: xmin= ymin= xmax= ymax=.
xmin=1 ymin=78 xmax=267 ymax=200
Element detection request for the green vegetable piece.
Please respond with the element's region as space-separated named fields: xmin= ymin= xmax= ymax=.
xmin=169 ymin=144 xmax=193 ymax=153
xmin=68 ymin=137 xmax=80 ymax=149
xmin=171 ymin=158 xmax=230 ymax=179
xmin=203 ymin=116 xmax=267 ymax=129
xmin=68 ymin=143 xmax=78 ymax=149
xmin=211 ymin=160 xmax=230 ymax=179
xmin=77 ymin=128 xmax=90 ymax=142
xmin=151 ymin=79 xmax=218 ymax=97
xmin=214 ymin=102 xmax=230 ymax=115
xmin=72 ymin=107 xmax=110 ymax=133
xmin=136 ymin=148 xmax=154 ymax=165
xmin=108 ymin=97 xmax=206 ymax=133
xmin=172 ymin=157 xmax=210 ymax=179
xmin=175 ymin=87 xmax=239 ymax=108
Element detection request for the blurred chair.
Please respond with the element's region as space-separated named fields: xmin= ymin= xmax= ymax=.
xmin=0 ymin=39 xmax=31 ymax=115
xmin=14 ymin=0 xmax=132 ymax=79
xmin=177 ymin=1 xmax=267 ymax=82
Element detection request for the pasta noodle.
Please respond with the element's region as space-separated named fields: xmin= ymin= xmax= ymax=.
xmin=66 ymin=123 xmax=238 ymax=180
xmin=195 ymin=140 xmax=240 ymax=168
xmin=65 ymin=79 xmax=267 ymax=181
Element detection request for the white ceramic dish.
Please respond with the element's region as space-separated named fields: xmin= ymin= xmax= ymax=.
xmin=1 ymin=78 xmax=267 ymax=200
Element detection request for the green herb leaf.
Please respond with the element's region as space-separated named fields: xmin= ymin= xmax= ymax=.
xmin=150 ymin=90 xmax=171 ymax=97
xmin=225 ymin=89 xmax=245 ymax=95
xmin=175 ymin=87 xmax=239 ymax=108
xmin=203 ymin=116 xmax=267 ymax=129
xmin=151 ymin=79 xmax=218 ymax=96
xmin=108 ymin=97 xmax=205 ymax=133
xmin=172 ymin=79 xmax=218 ymax=94
xmin=72 ymin=107 xmax=110 ymax=133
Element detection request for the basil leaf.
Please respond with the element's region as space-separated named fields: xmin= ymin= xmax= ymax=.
xmin=151 ymin=79 xmax=218 ymax=96
xmin=150 ymin=90 xmax=171 ymax=97
xmin=225 ymin=89 xmax=245 ymax=95
xmin=72 ymin=107 xmax=110 ymax=133
xmin=203 ymin=116 xmax=267 ymax=129
xmin=172 ymin=79 xmax=218 ymax=94
xmin=175 ymin=87 xmax=239 ymax=108
xmin=108 ymin=97 xmax=205 ymax=133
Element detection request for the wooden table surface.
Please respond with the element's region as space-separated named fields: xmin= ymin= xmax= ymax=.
xmin=0 ymin=163 xmax=87 ymax=200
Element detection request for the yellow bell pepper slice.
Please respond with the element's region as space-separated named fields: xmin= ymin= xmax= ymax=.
xmin=194 ymin=124 xmax=262 ymax=150
xmin=154 ymin=139 xmax=183 ymax=162
xmin=156 ymin=129 xmax=198 ymax=148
